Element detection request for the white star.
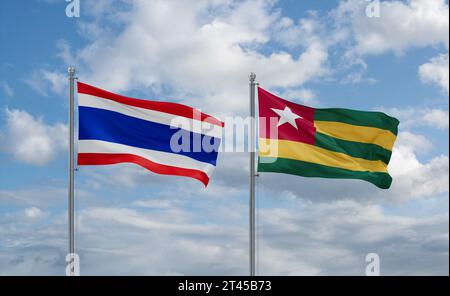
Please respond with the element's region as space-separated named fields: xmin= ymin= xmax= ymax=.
xmin=271 ymin=106 xmax=302 ymax=129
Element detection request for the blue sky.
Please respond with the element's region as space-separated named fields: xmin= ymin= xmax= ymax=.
xmin=0 ymin=0 xmax=449 ymax=275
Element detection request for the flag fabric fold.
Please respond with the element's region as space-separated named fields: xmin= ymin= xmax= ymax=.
xmin=257 ymin=87 xmax=399 ymax=189
xmin=77 ymin=82 xmax=224 ymax=186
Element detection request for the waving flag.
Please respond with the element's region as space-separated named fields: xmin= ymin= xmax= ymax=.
xmin=77 ymin=82 xmax=224 ymax=186
xmin=258 ymin=87 xmax=399 ymax=189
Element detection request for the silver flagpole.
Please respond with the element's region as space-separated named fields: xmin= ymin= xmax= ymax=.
xmin=68 ymin=66 xmax=76 ymax=276
xmin=249 ymin=72 xmax=256 ymax=276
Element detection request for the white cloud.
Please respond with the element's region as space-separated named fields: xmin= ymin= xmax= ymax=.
xmin=24 ymin=207 xmax=45 ymax=219
xmin=0 ymin=187 xmax=66 ymax=207
xmin=21 ymin=207 xmax=49 ymax=223
xmin=56 ymin=40 xmax=77 ymax=65
xmin=258 ymin=199 xmax=449 ymax=275
xmin=274 ymin=12 xmax=324 ymax=48
xmin=64 ymin=0 xmax=329 ymax=115
xmin=341 ymin=71 xmax=377 ymax=85
xmin=395 ymin=131 xmax=432 ymax=153
xmin=419 ymin=53 xmax=449 ymax=94
xmin=335 ymin=0 xmax=449 ymax=55
xmin=379 ymin=107 xmax=449 ymax=130
xmin=423 ymin=108 xmax=450 ymax=129
xmin=132 ymin=199 xmax=176 ymax=209
xmin=80 ymin=165 xmax=155 ymax=189
xmin=24 ymin=69 xmax=67 ymax=97
xmin=81 ymin=207 xmax=221 ymax=234
xmin=0 ymin=81 xmax=13 ymax=97
xmin=387 ymin=138 xmax=449 ymax=201
xmin=2 ymin=207 xmax=49 ymax=226
xmin=0 ymin=194 xmax=447 ymax=275
xmin=278 ymin=88 xmax=318 ymax=105
xmin=0 ymin=109 xmax=67 ymax=165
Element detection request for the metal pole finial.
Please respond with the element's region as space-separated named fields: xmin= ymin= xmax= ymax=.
xmin=249 ymin=72 xmax=256 ymax=81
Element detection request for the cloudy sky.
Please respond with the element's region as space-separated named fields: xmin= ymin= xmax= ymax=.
xmin=0 ymin=0 xmax=448 ymax=275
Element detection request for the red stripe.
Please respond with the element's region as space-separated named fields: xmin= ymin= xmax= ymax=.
xmin=77 ymin=82 xmax=224 ymax=127
xmin=77 ymin=153 xmax=210 ymax=187
xmin=258 ymin=87 xmax=316 ymax=145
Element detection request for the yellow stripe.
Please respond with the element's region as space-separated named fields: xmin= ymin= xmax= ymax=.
xmin=259 ymin=139 xmax=388 ymax=173
xmin=314 ymin=121 xmax=397 ymax=151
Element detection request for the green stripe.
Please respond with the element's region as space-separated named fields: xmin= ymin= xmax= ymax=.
xmin=315 ymin=132 xmax=393 ymax=164
xmin=258 ymin=157 xmax=393 ymax=189
xmin=314 ymin=108 xmax=400 ymax=136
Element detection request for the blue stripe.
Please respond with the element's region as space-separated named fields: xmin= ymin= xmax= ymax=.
xmin=78 ymin=106 xmax=220 ymax=165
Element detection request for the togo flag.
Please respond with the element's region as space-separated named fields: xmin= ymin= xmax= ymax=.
xmin=77 ymin=82 xmax=224 ymax=186
xmin=258 ymin=88 xmax=399 ymax=189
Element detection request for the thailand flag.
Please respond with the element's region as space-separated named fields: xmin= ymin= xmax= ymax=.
xmin=77 ymin=82 xmax=224 ymax=186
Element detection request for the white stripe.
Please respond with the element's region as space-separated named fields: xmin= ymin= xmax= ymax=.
xmin=78 ymin=140 xmax=216 ymax=177
xmin=78 ymin=93 xmax=223 ymax=139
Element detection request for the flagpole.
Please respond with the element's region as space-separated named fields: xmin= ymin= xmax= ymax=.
xmin=68 ymin=66 xmax=76 ymax=276
xmin=249 ymin=72 xmax=256 ymax=276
